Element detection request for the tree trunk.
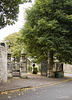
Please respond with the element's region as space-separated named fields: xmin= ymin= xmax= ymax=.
xmin=48 ymin=50 xmax=53 ymax=70
xmin=48 ymin=50 xmax=54 ymax=78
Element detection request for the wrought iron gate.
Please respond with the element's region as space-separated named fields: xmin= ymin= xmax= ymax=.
xmin=41 ymin=61 xmax=48 ymax=77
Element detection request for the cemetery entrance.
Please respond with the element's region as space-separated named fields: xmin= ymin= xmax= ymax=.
xmin=12 ymin=61 xmax=20 ymax=77
xmin=7 ymin=48 xmax=27 ymax=77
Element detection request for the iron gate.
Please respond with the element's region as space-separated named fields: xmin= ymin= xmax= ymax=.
xmin=41 ymin=61 xmax=48 ymax=77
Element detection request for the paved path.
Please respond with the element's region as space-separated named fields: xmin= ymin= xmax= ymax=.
xmin=0 ymin=73 xmax=71 ymax=92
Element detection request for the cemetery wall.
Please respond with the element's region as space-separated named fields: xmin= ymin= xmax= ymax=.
xmin=0 ymin=43 xmax=7 ymax=83
xmin=64 ymin=63 xmax=72 ymax=74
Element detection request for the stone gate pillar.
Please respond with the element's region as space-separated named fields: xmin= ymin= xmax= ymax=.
xmin=0 ymin=42 xmax=7 ymax=83
xmin=7 ymin=45 xmax=13 ymax=78
xmin=20 ymin=48 xmax=27 ymax=73
xmin=7 ymin=46 xmax=12 ymax=72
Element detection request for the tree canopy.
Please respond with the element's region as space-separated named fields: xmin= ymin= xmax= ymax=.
xmin=0 ymin=0 xmax=31 ymax=29
xmin=4 ymin=31 xmax=24 ymax=61
xmin=21 ymin=0 xmax=72 ymax=64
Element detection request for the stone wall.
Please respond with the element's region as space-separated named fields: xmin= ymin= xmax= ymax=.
xmin=0 ymin=43 xmax=7 ymax=83
xmin=64 ymin=63 xmax=72 ymax=74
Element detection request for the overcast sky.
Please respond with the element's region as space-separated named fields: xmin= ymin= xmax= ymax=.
xmin=0 ymin=0 xmax=35 ymax=41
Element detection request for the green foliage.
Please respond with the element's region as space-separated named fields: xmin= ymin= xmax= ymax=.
xmin=21 ymin=0 xmax=72 ymax=64
xmin=27 ymin=66 xmax=33 ymax=72
xmin=4 ymin=31 xmax=24 ymax=60
xmin=0 ymin=0 xmax=31 ymax=29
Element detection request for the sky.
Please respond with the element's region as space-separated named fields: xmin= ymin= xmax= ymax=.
xmin=0 ymin=0 xmax=35 ymax=41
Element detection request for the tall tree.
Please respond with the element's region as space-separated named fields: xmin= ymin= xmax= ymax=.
xmin=0 ymin=0 xmax=31 ymax=29
xmin=4 ymin=31 xmax=24 ymax=61
xmin=21 ymin=0 xmax=72 ymax=67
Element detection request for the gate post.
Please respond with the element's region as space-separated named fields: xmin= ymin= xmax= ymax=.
xmin=7 ymin=45 xmax=12 ymax=78
xmin=20 ymin=48 xmax=27 ymax=77
xmin=20 ymin=48 xmax=27 ymax=74
xmin=0 ymin=42 xmax=7 ymax=83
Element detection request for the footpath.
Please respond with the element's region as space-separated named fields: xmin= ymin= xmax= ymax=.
xmin=0 ymin=73 xmax=72 ymax=93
